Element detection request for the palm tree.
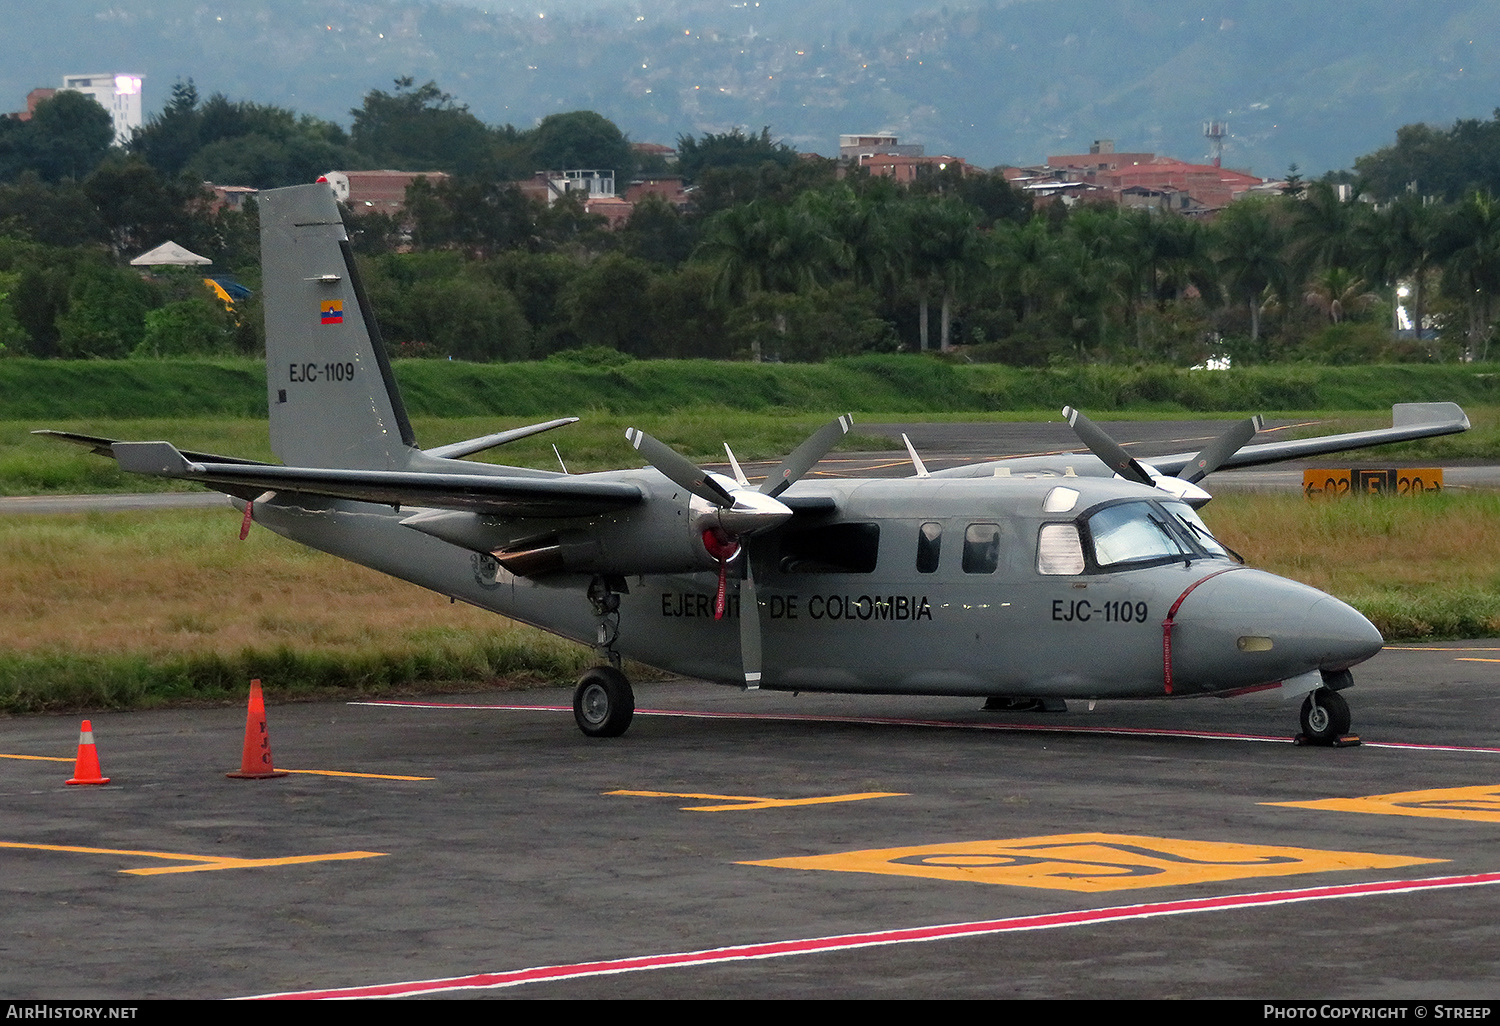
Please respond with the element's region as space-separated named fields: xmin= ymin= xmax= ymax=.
xmin=1304 ymin=267 xmax=1379 ymax=323
xmin=695 ymin=198 xmax=841 ymax=358
xmin=1211 ymin=199 xmax=1288 ymax=346
xmin=903 ymin=195 xmax=981 ymax=351
xmin=1436 ymin=191 xmax=1500 ymax=361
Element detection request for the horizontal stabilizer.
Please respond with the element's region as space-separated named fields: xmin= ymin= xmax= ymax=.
xmin=425 ymin=418 xmax=580 ymax=460
xmin=35 ymin=430 xmax=268 ymax=467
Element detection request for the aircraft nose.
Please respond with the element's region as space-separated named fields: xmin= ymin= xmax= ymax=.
xmin=1166 ymin=569 xmax=1383 ymax=693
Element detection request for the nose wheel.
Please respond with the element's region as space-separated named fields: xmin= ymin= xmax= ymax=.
xmin=573 ymin=665 xmax=635 ymax=738
xmin=1298 ymin=686 xmax=1353 ymax=745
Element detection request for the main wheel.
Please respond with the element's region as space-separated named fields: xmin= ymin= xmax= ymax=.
xmin=1300 ymin=687 xmax=1351 ymax=742
xmin=573 ymin=665 xmax=635 ymax=738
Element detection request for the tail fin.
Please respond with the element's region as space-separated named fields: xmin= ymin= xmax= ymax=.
xmin=260 ymin=184 xmax=417 ymax=470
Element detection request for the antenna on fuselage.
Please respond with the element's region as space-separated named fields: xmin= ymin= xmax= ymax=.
xmin=901 ymin=433 xmax=930 ymax=478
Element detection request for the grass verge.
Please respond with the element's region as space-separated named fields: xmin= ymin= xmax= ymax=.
xmin=1 ymin=494 xmax=1497 ymax=713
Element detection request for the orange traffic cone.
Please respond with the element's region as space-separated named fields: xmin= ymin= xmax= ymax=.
xmin=227 ymin=679 xmax=287 ymax=780
xmin=66 ymin=720 xmax=110 ymax=786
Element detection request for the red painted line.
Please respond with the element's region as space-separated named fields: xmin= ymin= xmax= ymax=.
xmin=349 ymin=700 xmax=1500 ymax=753
xmin=245 ymin=870 xmax=1500 ymax=999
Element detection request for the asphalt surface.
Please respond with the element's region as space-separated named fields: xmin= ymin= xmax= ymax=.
xmin=3 ymin=643 xmax=1500 ymax=1000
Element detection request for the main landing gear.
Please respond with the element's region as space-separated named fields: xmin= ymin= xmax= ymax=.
xmin=573 ymin=665 xmax=635 ymax=738
xmin=1298 ymin=670 xmax=1355 ymax=746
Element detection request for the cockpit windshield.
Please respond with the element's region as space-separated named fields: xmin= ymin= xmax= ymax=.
xmin=1081 ymin=499 xmax=1229 ymax=570
xmin=1087 ymin=501 xmax=1191 ymax=567
xmin=1161 ymin=501 xmax=1230 ymax=559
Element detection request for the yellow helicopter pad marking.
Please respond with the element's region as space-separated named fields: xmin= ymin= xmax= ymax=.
xmin=605 ymin=789 xmax=907 ymax=811
xmin=741 ymin=832 xmax=1442 ymax=893
xmin=0 ymin=840 xmax=386 ymax=875
xmin=1267 ymin=785 xmax=1500 ymax=823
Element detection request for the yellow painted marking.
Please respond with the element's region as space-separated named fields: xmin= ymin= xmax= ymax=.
xmin=741 ymin=832 xmax=1441 ymax=893
xmin=1456 ymin=659 xmax=1500 ymax=664
xmin=1268 ymin=785 xmax=1500 ymax=823
xmin=1386 ymin=647 xmax=1500 ymax=652
xmin=0 ymin=754 xmax=73 ymax=763
xmin=0 ymin=840 xmax=385 ymax=875
xmin=605 ymin=789 xmax=907 ymax=811
xmin=281 ymin=768 xmax=434 ymax=781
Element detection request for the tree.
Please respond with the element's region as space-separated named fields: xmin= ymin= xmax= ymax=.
xmin=0 ymin=91 xmax=113 ymax=183
xmin=349 ymin=79 xmax=494 ymax=175
xmin=675 ymin=127 xmax=798 ymax=182
xmin=1436 ymin=191 xmax=1500 ymax=361
xmin=904 ymin=195 xmax=981 ymax=351
xmin=1211 ymin=199 xmax=1288 ymax=348
xmin=529 ymin=111 xmax=634 ymax=180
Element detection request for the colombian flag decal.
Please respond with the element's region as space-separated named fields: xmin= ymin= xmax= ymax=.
xmin=321 ymin=300 xmax=343 ymax=325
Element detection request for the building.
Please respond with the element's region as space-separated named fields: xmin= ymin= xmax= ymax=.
xmin=515 ymin=169 xmax=616 ymax=206
xmin=1031 ymin=139 xmax=1268 ymax=213
xmin=319 ymin=170 xmax=449 ymax=215
xmin=839 ymin=134 xmax=925 ymax=160
xmin=623 ymin=176 xmax=691 ymax=211
xmin=59 ymin=74 xmax=144 ymax=146
xmin=858 ymin=153 xmax=969 ymax=184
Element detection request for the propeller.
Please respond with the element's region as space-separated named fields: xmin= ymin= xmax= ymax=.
xmin=625 ymin=415 xmax=853 ymax=688
xmin=1061 ymin=407 xmax=1264 ymax=507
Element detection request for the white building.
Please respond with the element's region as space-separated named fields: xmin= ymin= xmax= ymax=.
xmin=60 ymin=73 xmax=144 ymax=147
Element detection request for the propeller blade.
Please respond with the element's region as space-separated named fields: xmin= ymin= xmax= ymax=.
xmin=1061 ymin=406 xmax=1154 ymax=487
xmin=1180 ymin=416 xmax=1265 ymax=484
xmin=625 ymin=428 xmax=735 ymax=507
xmin=761 ymin=415 xmax=854 ymax=497
xmin=739 ymin=558 xmax=762 ymax=689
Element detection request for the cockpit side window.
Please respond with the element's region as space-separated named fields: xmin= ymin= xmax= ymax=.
xmin=1037 ymin=523 xmax=1085 ymax=575
xmin=962 ymin=523 xmax=1001 ymax=574
xmin=779 ymin=522 xmax=880 ymax=574
xmin=916 ymin=522 xmax=942 ymax=573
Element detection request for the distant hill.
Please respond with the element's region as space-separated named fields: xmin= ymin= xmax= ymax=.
xmin=7 ymin=0 xmax=1500 ymax=176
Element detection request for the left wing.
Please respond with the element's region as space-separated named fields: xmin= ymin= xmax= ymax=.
xmin=111 ymin=441 xmax=643 ymax=518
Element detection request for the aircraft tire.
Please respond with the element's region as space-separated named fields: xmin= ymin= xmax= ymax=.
xmin=1300 ymin=687 xmax=1351 ymax=742
xmin=573 ymin=665 xmax=635 ymax=738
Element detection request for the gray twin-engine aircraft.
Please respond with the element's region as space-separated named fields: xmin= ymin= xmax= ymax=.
xmin=41 ymin=184 xmax=1471 ymax=743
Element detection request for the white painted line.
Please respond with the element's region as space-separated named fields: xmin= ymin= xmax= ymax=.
xmin=244 ymin=870 xmax=1500 ymax=999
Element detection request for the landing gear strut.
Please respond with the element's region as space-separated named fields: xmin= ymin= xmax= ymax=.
xmin=1298 ymin=686 xmax=1352 ymax=745
xmin=573 ymin=664 xmax=635 ymax=738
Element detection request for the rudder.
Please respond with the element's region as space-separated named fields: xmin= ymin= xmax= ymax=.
xmin=260 ymin=183 xmax=417 ymax=470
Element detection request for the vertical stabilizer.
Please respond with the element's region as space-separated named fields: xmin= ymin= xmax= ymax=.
xmin=260 ymin=184 xmax=417 ymax=470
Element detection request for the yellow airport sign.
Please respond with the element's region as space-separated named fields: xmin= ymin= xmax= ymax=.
xmin=1303 ymin=468 xmax=1443 ymax=497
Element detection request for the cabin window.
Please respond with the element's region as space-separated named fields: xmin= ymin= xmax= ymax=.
xmin=1037 ymin=523 xmax=1086 ymax=576
xmin=916 ymin=522 xmax=942 ymax=573
xmin=779 ymin=523 xmax=880 ymax=574
xmin=962 ymin=523 xmax=1001 ymax=574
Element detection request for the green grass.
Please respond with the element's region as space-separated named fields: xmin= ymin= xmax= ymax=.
xmin=6 ymin=356 xmax=1500 ymax=421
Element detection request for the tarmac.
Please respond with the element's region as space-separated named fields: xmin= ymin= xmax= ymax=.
xmin=3 ymin=642 xmax=1499 ymax=999
xmin=3 ymin=417 xmax=1497 ymax=1000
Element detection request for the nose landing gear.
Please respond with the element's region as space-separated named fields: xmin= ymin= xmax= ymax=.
xmin=1297 ymin=681 xmax=1356 ymax=746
